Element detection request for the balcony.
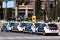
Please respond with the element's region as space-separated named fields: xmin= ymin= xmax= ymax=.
xmin=14 ymin=5 xmax=33 ymax=9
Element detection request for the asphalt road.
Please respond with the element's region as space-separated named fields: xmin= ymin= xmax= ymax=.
xmin=0 ymin=31 xmax=60 ymax=40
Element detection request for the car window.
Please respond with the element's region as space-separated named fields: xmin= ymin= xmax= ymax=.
xmin=26 ymin=23 xmax=32 ymax=29
xmin=9 ymin=23 xmax=14 ymax=26
xmin=48 ymin=24 xmax=57 ymax=27
xmin=20 ymin=23 xmax=26 ymax=26
xmin=3 ymin=23 xmax=8 ymax=26
xmin=26 ymin=23 xmax=33 ymax=27
xmin=35 ymin=23 xmax=40 ymax=27
xmin=10 ymin=23 xmax=14 ymax=25
xmin=14 ymin=23 xmax=19 ymax=27
xmin=28 ymin=23 xmax=33 ymax=26
xmin=39 ymin=24 xmax=46 ymax=28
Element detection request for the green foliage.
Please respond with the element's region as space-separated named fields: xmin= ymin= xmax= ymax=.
xmin=0 ymin=0 xmax=2 ymax=2
xmin=57 ymin=0 xmax=60 ymax=17
xmin=24 ymin=0 xmax=29 ymax=5
xmin=17 ymin=0 xmax=24 ymax=5
xmin=24 ymin=17 xmax=32 ymax=21
xmin=17 ymin=0 xmax=29 ymax=5
xmin=28 ymin=17 xmax=32 ymax=21
xmin=24 ymin=18 xmax=28 ymax=21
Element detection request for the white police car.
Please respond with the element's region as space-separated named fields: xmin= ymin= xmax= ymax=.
xmin=43 ymin=23 xmax=59 ymax=35
xmin=22 ymin=22 xmax=36 ymax=34
xmin=1 ymin=22 xmax=12 ymax=32
xmin=17 ymin=22 xmax=26 ymax=32
xmin=11 ymin=22 xmax=19 ymax=32
xmin=36 ymin=23 xmax=46 ymax=34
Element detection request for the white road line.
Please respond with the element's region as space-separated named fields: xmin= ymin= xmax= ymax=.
xmin=0 ymin=36 xmax=60 ymax=39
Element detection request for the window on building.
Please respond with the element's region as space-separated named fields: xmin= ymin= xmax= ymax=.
xmin=29 ymin=1 xmax=33 ymax=5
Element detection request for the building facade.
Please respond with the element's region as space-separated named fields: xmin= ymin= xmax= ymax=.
xmin=12 ymin=0 xmax=56 ymax=20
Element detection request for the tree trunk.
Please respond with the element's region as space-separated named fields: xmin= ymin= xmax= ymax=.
xmin=0 ymin=2 xmax=3 ymax=19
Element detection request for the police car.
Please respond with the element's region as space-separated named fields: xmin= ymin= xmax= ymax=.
xmin=1 ymin=22 xmax=11 ymax=32
xmin=43 ymin=23 xmax=59 ymax=35
xmin=22 ymin=23 xmax=32 ymax=33
xmin=11 ymin=22 xmax=19 ymax=32
xmin=36 ymin=23 xmax=46 ymax=34
xmin=17 ymin=22 xmax=26 ymax=32
xmin=22 ymin=22 xmax=36 ymax=34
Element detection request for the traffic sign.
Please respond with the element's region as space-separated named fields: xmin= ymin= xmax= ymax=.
xmin=32 ymin=16 xmax=36 ymax=22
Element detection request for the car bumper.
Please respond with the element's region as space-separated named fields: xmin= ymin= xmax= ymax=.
xmin=36 ymin=32 xmax=44 ymax=34
xmin=45 ymin=30 xmax=59 ymax=33
xmin=24 ymin=30 xmax=29 ymax=33
xmin=1 ymin=29 xmax=6 ymax=31
xmin=11 ymin=29 xmax=18 ymax=32
xmin=1 ymin=28 xmax=10 ymax=32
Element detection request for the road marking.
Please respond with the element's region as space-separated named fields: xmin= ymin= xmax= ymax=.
xmin=0 ymin=36 xmax=60 ymax=39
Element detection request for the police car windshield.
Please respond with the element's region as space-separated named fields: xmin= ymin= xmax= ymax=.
xmin=39 ymin=24 xmax=46 ymax=28
xmin=9 ymin=23 xmax=14 ymax=26
xmin=20 ymin=23 xmax=26 ymax=26
xmin=27 ymin=23 xmax=33 ymax=26
xmin=14 ymin=23 xmax=19 ymax=27
xmin=35 ymin=23 xmax=40 ymax=27
xmin=48 ymin=24 xmax=57 ymax=27
xmin=3 ymin=23 xmax=8 ymax=26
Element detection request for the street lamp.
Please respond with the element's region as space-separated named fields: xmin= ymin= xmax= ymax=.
xmin=55 ymin=0 xmax=57 ymax=20
xmin=4 ymin=0 xmax=8 ymax=20
xmin=33 ymin=0 xmax=35 ymax=16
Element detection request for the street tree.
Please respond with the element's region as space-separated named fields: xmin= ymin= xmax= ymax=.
xmin=35 ymin=0 xmax=42 ymax=20
xmin=0 ymin=0 xmax=3 ymax=19
xmin=17 ymin=0 xmax=29 ymax=5
xmin=57 ymin=0 xmax=60 ymax=17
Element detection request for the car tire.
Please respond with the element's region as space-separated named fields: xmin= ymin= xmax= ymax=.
xmin=17 ymin=29 xmax=19 ymax=33
xmin=43 ymin=31 xmax=46 ymax=36
xmin=11 ymin=29 xmax=13 ymax=32
xmin=1 ymin=29 xmax=3 ymax=32
xmin=35 ymin=30 xmax=38 ymax=35
xmin=43 ymin=32 xmax=46 ymax=36
xmin=23 ymin=29 xmax=25 ymax=34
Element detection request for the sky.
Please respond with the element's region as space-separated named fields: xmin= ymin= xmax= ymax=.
xmin=2 ymin=0 xmax=16 ymax=8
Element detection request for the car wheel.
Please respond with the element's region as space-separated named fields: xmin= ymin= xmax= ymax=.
xmin=1 ymin=29 xmax=3 ymax=32
xmin=35 ymin=30 xmax=38 ymax=35
xmin=23 ymin=29 xmax=25 ymax=34
xmin=9 ymin=30 xmax=11 ymax=32
xmin=17 ymin=29 xmax=19 ymax=33
xmin=43 ymin=32 xmax=46 ymax=36
xmin=43 ymin=31 xmax=46 ymax=36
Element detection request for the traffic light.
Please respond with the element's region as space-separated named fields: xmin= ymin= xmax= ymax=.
xmin=49 ymin=3 xmax=53 ymax=9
